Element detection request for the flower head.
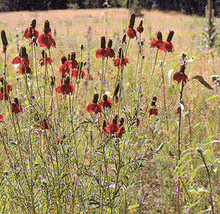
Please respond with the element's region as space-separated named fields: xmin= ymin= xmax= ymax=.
xmin=105 ymin=115 xmax=120 ymax=135
xmin=137 ymin=20 xmax=144 ymax=33
xmin=40 ymin=50 xmax=53 ymax=66
xmin=147 ymin=96 xmax=158 ymax=116
xmin=38 ymin=20 xmax=56 ymax=49
xmin=106 ymin=39 xmax=115 ymax=58
xmin=11 ymin=98 xmax=23 ymax=114
xmin=24 ymin=19 xmax=39 ymax=42
xmin=114 ymin=48 xmax=129 ymax=68
xmin=59 ymin=56 xmax=71 ymax=76
xmin=150 ymin=31 xmax=164 ymax=51
xmin=12 ymin=46 xmax=32 ymax=74
xmin=173 ymin=65 xmax=188 ymax=84
xmin=56 ymin=76 xmax=75 ymax=94
xmin=127 ymin=13 xmax=136 ymax=39
xmin=96 ymin=36 xmax=108 ymax=58
xmin=68 ymin=52 xmax=79 ymax=69
xmin=72 ymin=65 xmax=86 ymax=79
xmin=86 ymin=93 xmax=102 ymax=114
xmin=99 ymin=94 xmax=112 ymax=109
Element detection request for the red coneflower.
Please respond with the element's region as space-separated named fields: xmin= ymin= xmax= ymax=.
xmin=59 ymin=56 xmax=71 ymax=76
xmin=137 ymin=20 xmax=144 ymax=33
xmin=105 ymin=115 xmax=120 ymax=135
xmin=38 ymin=20 xmax=56 ymax=49
xmin=127 ymin=13 xmax=136 ymax=39
xmin=11 ymin=98 xmax=23 ymax=114
xmin=68 ymin=51 xmax=79 ymax=69
xmin=99 ymin=94 xmax=112 ymax=109
xmin=72 ymin=67 xmax=86 ymax=79
xmin=173 ymin=65 xmax=188 ymax=84
xmin=150 ymin=31 xmax=164 ymax=51
xmin=106 ymin=39 xmax=115 ymax=58
xmin=24 ymin=19 xmax=39 ymax=41
xmin=147 ymin=96 xmax=158 ymax=116
xmin=96 ymin=36 xmax=108 ymax=58
xmin=162 ymin=31 xmax=174 ymax=53
xmin=86 ymin=93 xmax=102 ymax=114
xmin=114 ymin=48 xmax=129 ymax=68
xmin=56 ymin=76 xmax=75 ymax=94
xmin=39 ymin=50 xmax=53 ymax=66
xmin=12 ymin=46 xmax=32 ymax=74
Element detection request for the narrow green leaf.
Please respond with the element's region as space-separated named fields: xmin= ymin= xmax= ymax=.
xmin=192 ymin=75 xmax=213 ymax=90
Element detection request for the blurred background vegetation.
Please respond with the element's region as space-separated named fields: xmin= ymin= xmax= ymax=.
xmin=0 ymin=0 xmax=219 ymax=16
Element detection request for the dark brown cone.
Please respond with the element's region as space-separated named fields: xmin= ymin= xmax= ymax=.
xmin=157 ymin=31 xmax=163 ymax=41
xmin=129 ymin=13 xmax=136 ymax=28
xmin=101 ymin=36 xmax=106 ymax=49
xmin=20 ymin=46 xmax=28 ymax=58
xmin=166 ymin=31 xmax=174 ymax=42
xmin=179 ymin=65 xmax=186 ymax=73
xmin=107 ymin=39 xmax=112 ymax=48
xmin=93 ymin=93 xmax=99 ymax=104
xmin=44 ymin=20 xmax=51 ymax=34
xmin=31 ymin=19 xmax=36 ymax=29
xmin=151 ymin=96 xmax=157 ymax=106
xmin=61 ymin=56 xmax=67 ymax=64
xmin=1 ymin=30 xmax=8 ymax=47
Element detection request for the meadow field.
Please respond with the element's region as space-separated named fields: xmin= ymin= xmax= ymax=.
xmin=0 ymin=8 xmax=219 ymax=213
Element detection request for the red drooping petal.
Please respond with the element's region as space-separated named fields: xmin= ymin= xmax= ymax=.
xmin=38 ymin=33 xmax=56 ymax=49
xmin=99 ymin=100 xmax=112 ymax=108
xmin=0 ymin=114 xmax=4 ymax=122
xmin=127 ymin=28 xmax=136 ymax=39
xmin=96 ymin=49 xmax=108 ymax=58
xmin=173 ymin=72 xmax=188 ymax=84
xmin=86 ymin=103 xmax=101 ymax=114
xmin=12 ymin=56 xmax=21 ymax=65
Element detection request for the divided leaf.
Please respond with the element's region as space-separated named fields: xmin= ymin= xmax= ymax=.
xmin=192 ymin=75 xmax=213 ymax=90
